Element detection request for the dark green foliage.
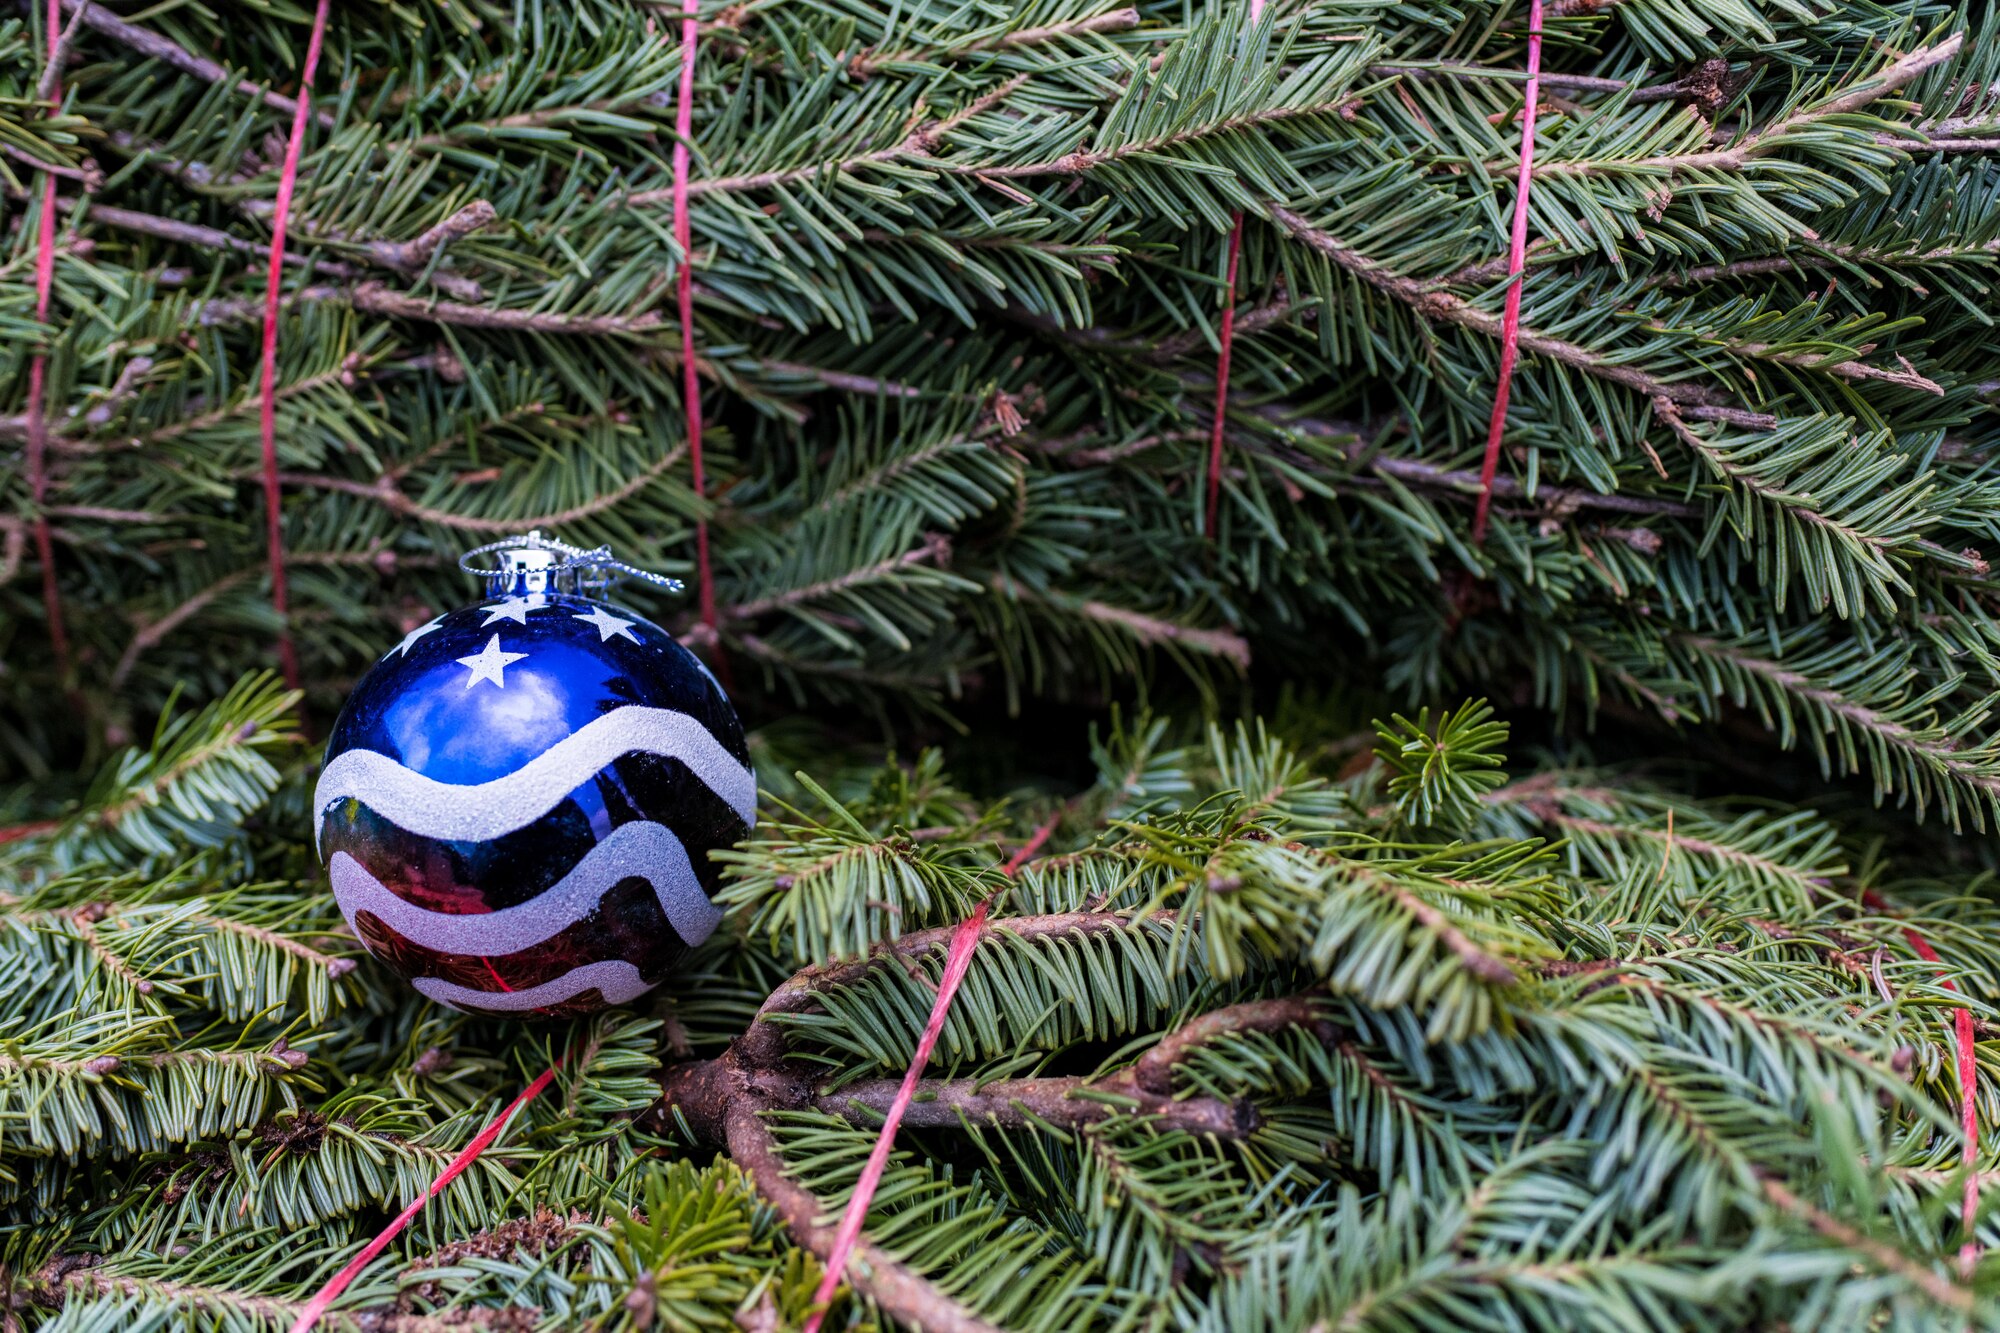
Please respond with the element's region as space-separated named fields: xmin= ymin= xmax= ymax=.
xmin=1 ymin=0 xmax=1999 ymax=825
xmin=3 ymin=684 xmax=1991 ymax=1329
xmin=5 ymin=0 xmax=2000 ymax=1329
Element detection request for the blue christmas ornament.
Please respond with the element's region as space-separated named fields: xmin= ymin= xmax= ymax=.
xmin=314 ymin=534 xmax=752 ymax=1017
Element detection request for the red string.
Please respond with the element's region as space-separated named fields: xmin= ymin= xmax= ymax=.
xmin=1202 ymin=0 xmax=1262 ymax=543
xmin=1204 ymin=219 xmax=1243 ymax=540
xmin=0 ymin=820 xmax=60 ymax=846
xmin=800 ymin=814 xmax=1060 ymax=1333
xmin=1470 ymin=0 xmax=1544 ymax=546
xmin=1864 ymin=890 xmax=1982 ymax=1269
xmin=671 ymin=0 xmax=729 ymax=689
xmin=255 ymin=0 xmax=331 ymax=693
xmin=27 ymin=0 xmax=70 ymax=676
xmin=287 ymin=1061 xmax=561 ymax=1332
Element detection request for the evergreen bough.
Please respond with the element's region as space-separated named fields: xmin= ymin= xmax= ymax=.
xmin=3 ymin=1 xmax=1999 ymax=1329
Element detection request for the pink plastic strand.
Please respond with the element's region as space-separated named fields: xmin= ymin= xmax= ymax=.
xmin=800 ymin=811 xmax=1063 ymax=1332
xmin=1471 ymin=0 xmax=1544 ymax=545
xmin=27 ymin=0 xmax=70 ymax=674
xmin=286 ymin=1062 xmax=562 ymax=1332
xmin=1863 ymin=890 xmax=1983 ymax=1270
xmin=673 ymin=0 xmax=729 ymax=686
xmin=1204 ymin=220 xmax=1244 ymax=539
xmin=253 ymin=0 xmax=332 ymax=690
xmin=1203 ymin=0 xmax=1264 ymax=542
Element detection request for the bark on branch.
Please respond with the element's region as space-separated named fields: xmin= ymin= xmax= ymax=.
xmin=51 ymin=0 xmax=334 ymax=127
xmin=820 ymin=1074 xmax=1258 ymax=1137
xmin=649 ymin=934 xmax=1344 ymax=1333
xmin=723 ymin=1098 xmax=1010 ymax=1333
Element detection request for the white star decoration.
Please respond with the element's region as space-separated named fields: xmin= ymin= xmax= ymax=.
xmin=573 ymin=605 xmax=640 ymax=643
xmin=387 ymin=617 xmax=444 ymax=658
xmin=480 ymin=594 xmax=544 ymax=626
xmin=457 ymin=633 xmax=528 ymax=690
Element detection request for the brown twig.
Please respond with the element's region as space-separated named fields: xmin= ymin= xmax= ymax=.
xmin=50 ymin=0 xmax=333 ymax=126
xmin=108 ymin=546 xmax=421 ymax=685
xmin=1127 ymin=993 xmax=1336 ymax=1093
xmin=1761 ymin=1178 xmax=1974 ymax=1313
xmin=60 ymin=147 xmax=492 ymax=298
xmin=1658 ymin=330 xmax=1943 ymax=395
xmin=110 ymin=571 xmax=250 ymax=687
xmin=350 ymin=282 xmax=654 ymax=334
xmin=1642 ymin=235 xmax=2000 ymax=287
xmin=723 ymin=1099 xmax=1008 ymax=1333
xmin=34 ymin=0 xmax=88 ymax=104
xmin=1146 ymin=292 xmax=1306 ymax=363
xmin=818 ymin=1074 xmax=1256 ymax=1137
xmin=1509 ymin=37 xmax=1965 ymax=181
xmin=264 ymin=445 xmax=686 ymax=537
xmin=987 ymin=577 xmax=1253 ymax=670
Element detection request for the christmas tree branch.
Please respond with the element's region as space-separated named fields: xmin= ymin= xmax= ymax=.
xmin=738 ymin=910 xmax=1178 ymax=1067
xmin=267 ymin=446 xmax=686 ymax=536
xmin=727 ymin=534 xmax=951 ymax=621
xmin=50 ymin=0 xmax=328 ymax=125
xmin=721 ymin=1098 xmax=1008 ymax=1333
xmin=1642 ymin=234 xmax=2000 ymax=286
xmin=622 ymin=77 xmax=1030 ymax=206
xmin=1760 ymin=1178 xmax=1976 ymax=1314
xmin=1675 ymin=632 xmax=2000 ymax=797
xmin=1267 ymin=206 xmax=1776 ymax=428
xmin=816 ymin=1074 xmax=1256 ymax=1137
xmin=1518 ymin=36 xmax=1965 ymax=180
xmin=846 ymin=7 xmax=1143 ymax=76
xmin=966 ymin=94 xmax=1370 ymax=181
xmin=16 ymin=1266 xmax=317 ymax=1328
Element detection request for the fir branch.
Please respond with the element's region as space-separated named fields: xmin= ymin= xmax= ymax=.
xmin=194 ymin=913 xmax=356 ymax=980
xmin=1518 ymin=36 xmax=1968 ymax=181
xmin=966 ymin=93 xmax=1371 ymax=182
xmin=847 ymin=8 xmax=1143 ymax=76
xmin=1760 ymin=1178 xmax=1976 ymax=1314
xmin=1267 ymin=207 xmax=1775 ymax=427
xmin=50 ymin=0 xmax=328 ymax=125
xmin=723 ymin=1100 xmax=1006 ymax=1333
xmin=268 ymin=445 xmax=686 ymax=535
xmin=816 ymin=1074 xmax=1255 ymax=1137
xmin=1676 ymin=632 xmax=2000 ymax=799
xmin=729 ymin=534 xmax=951 ymax=621
xmin=622 ymin=77 xmax=1032 ymax=206
xmin=32 ymin=1267 xmax=315 ymax=1328
xmin=740 ymin=910 xmax=1178 ymax=1067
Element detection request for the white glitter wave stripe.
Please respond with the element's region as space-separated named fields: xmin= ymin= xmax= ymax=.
xmin=330 ymin=821 xmax=724 ymax=957
xmin=313 ymin=706 xmax=754 ymax=853
xmin=413 ymin=959 xmax=653 ymax=1013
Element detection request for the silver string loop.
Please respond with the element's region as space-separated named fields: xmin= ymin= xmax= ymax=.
xmin=458 ymin=530 xmax=685 ymax=598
